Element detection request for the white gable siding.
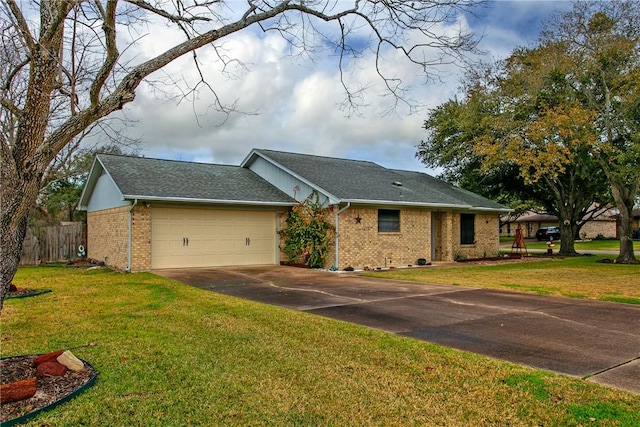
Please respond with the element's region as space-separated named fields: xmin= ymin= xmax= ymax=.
xmin=248 ymin=156 xmax=334 ymax=205
xmin=87 ymin=172 xmax=130 ymax=212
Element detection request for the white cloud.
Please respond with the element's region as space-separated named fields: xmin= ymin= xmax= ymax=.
xmin=97 ymin=1 xmax=566 ymax=175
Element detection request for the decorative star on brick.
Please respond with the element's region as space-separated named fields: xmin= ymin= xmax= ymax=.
xmin=355 ymin=215 xmax=362 ymax=224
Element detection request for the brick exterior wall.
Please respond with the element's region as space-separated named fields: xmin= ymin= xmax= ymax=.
xmin=95 ymin=204 xmax=501 ymax=272
xmin=503 ymin=219 xmax=618 ymax=240
xmin=579 ymin=220 xmax=617 ymax=239
xmin=501 ymin=221 xmax=557 ymax=238
xmin=87 ymin=206 xmax=129 ymax=270
xmin=335 ymin=206 xmax=432 ymax=270
xmin=458 ymin=212 xmax=501 ymax=259
xmin=433 ymin=211 xmax=500 ymax=261
xmin=278 ymin=205 xmax=502 ymax=269
xmin=87 ymin=205 xmax=151 ymax=272
xmin=131 ymin=206 xmax=151 ymax=271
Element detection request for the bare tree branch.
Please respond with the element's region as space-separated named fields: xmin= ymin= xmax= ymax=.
xmin=40 ymin=1 xmax=75 ymax=47
xmin=125 ymin=0 xmax=214 ymax=23
xmin=4 ymin=0 xmax=36 ymax=52
xmin=90 ymin=0 xmax=118 ymax=106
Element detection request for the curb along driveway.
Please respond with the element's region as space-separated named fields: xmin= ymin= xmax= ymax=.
xmin=155 ymin=266 xmax=640 ymax=394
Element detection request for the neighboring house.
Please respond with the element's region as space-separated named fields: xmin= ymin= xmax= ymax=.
xmin=78 ymin=149 xmax=511 ymax=271
xmin=500 ymin=212 xmax=558 ymax=239
xmin=581 ymin=212 xmax=618 ymax=239
xmin=501 ymin=208 xmax=618 ymax=239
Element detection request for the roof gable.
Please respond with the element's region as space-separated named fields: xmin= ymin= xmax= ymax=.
xmin=246 ymin=149 xmax=510 ymax=211
xmin=80 ymin=154 xmax=295 ymax=209
xmin=78 ymin=156 xmax=125 ymax=211
xmin=248 ymin=149 xmax=402 ymax=202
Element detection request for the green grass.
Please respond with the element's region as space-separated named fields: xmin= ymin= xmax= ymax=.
xmin=366 ymin=255 xmax=640 ymax=304
xmin=500 ymin=237 xmax=629 ymax=251
xmin=2 ymin=266 xmax=639 ymax=426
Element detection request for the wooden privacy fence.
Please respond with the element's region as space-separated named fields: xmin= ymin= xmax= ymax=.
xmin=20 ymin=223 xmax=87 ymax=265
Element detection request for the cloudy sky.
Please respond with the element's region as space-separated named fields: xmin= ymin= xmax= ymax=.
xmin=107 ymin=1 xmax=574 ymax=174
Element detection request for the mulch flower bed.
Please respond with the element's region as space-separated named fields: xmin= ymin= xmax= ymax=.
xmin=0 ymin=354 xmax=97 ymax=425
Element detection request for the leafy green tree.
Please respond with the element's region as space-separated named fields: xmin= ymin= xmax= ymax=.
xmin=477 ymin=42 xmax=611 ymax=255
xmin=40 ymin=180 xmax=84 ymax=223
xmin=417 ymin=77 xmax=545 ymax=214
xmin=418 ymin=65 xmax=609 ymax=255
xmin=420 ymin=2 xmax=637 ymax=259
xmin=541 ymin=2 xmax=640 ymax=262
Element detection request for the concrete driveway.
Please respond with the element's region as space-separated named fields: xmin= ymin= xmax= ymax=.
xmin=155 ymin=265 xmax=640 ymax=394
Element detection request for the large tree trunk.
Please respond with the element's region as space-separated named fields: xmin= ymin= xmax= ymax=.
xmin=0 ymin=171 xmax=41 ymax=310
xmin=614 ymin=197 xmax=637 ymax=264
xmin=0 ymin=12 xmax=65 ymax=309
xmin=0 ymin=218 xmax=29 ymax=311
xmin=545 ymin=176 xmax=584 ymax=256
xmin=558 ymin=220 xmax=579 ymax=256
xmin=595 ymin=54 xmax=639 ymax=264
xmin=602 ymin=166 xmax=638 ymax=263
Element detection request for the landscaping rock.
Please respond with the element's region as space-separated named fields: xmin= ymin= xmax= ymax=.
xmin=34 ymin=350 xmax=65 ymax=367
xmin=57 ymin=350 xmax=84 ymax=371
xmin=9 ymin=283 xmax=17 ymax=292
xmin=0 ymin=378 xmax=37 ymax=403
xmin=36 ymin=361 xmax=68 ymax=377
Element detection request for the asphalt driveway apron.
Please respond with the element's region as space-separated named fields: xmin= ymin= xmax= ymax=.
xmin=155 ymin=266 xmax=640 ymax=394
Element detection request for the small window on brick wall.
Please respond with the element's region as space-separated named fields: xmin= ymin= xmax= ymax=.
xmin=460 ymin=213 xmax=475 ymax=244
xmin=378 ymin=209 xmax=400 ymax=232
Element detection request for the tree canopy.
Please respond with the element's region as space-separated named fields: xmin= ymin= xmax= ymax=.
xmin=549 ymin=2 xmax=640 ymax=262
xmin=418 ymin=1 xmax=639 ymax=261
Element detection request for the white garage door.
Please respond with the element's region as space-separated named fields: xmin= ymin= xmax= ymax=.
xmin=151 ymin=208 xmax=277 ymax=269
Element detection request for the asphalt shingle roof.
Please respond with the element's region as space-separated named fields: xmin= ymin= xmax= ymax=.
xmin=96 ymin=154 xmax=294 ymax=204
xmin=92 ymin=150 xmax=509 ymax=211
xmin=253 ymin=149 xmax=509 ymax=210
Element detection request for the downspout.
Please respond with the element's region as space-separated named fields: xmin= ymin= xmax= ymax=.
xmin=334 ymin=202 xmax=351 ymax=269
xmin=127 ymin=199 xmax=138 ymax=272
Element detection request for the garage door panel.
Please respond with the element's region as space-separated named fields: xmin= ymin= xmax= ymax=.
xmin=152 ymin=208 xmax=276 ymax=269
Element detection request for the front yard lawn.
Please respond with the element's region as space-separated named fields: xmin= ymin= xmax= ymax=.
xmin=2 ymin=265 xmax=639 ymax=425
xmin=500 ymin=237 xmax=630 ymax=252
xmin=366 ymin=255 xmax=640 ymax=304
